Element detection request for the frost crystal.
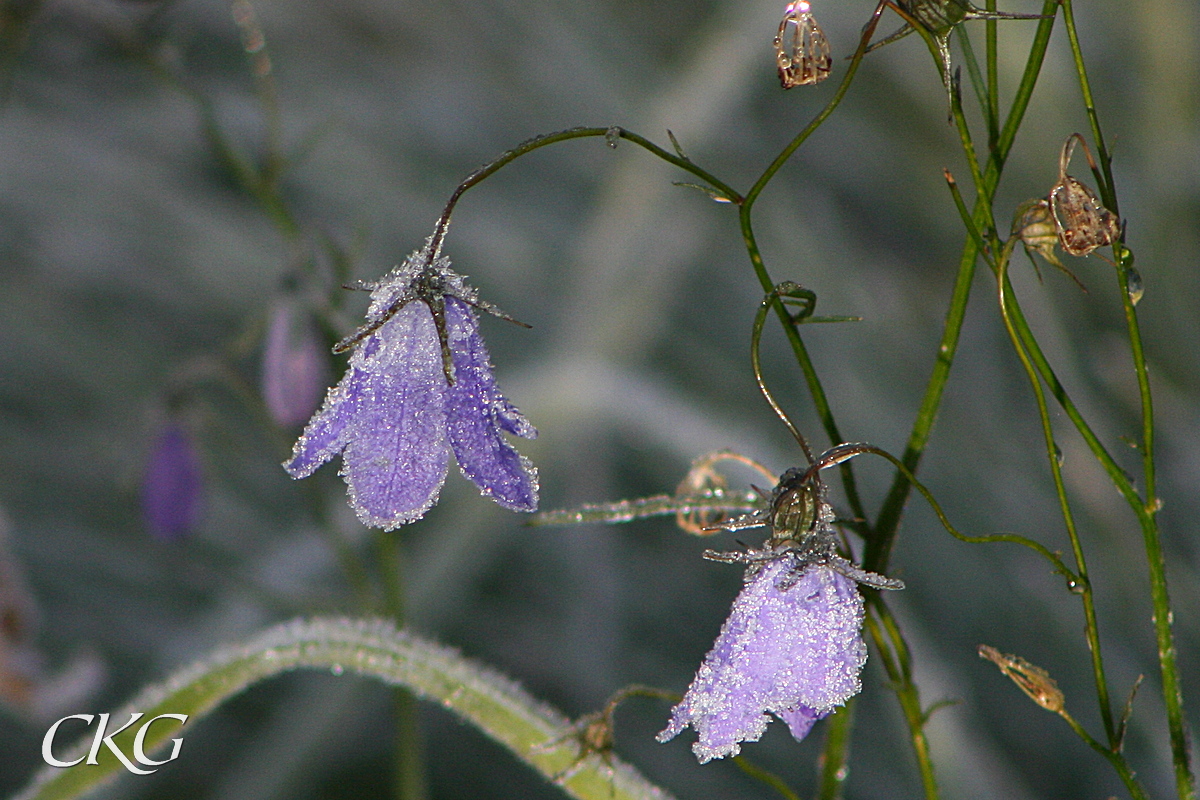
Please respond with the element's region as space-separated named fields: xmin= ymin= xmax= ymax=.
xmin=660 ymin=451 xmax=902 ymax=762
xmin=657 ymin=556 xmax=866 ymax=762
xmin=283 ymin=242 xmax=538 ymax=530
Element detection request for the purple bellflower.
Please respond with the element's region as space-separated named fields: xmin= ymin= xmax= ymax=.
xmin=141 ymin=421 xmax=203 ymax=541
xmin=659 ymin=460 xmax=903 ymax=762
xmin=283 ymin=237 xmax=538 ymax=530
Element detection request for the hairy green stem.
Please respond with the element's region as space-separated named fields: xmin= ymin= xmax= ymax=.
xmin=11 ymin=618 xmax=673 ymax=800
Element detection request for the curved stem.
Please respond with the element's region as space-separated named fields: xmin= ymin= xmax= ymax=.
xmin=739 ymin=216 xmax=868 ymax=524
xmin=744 ymin=1 xmax=888 ymax=211
xmin=864 ymin=603 xmax=938 ymax=800
xmin=995 ymin=251 xmax=1116 ymax=743
xmin=12 ymin=618 xmax=674 ymax=800
xmin=429 ymin=127 xmax=742 ymax=258
xmin=751 ymin=286 xmax=815 ymax=462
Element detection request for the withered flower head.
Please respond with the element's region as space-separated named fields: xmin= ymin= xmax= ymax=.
xmin=774 ymin=1 xmax=832 ymax=88
xmin=1049 ymin=134 xmax=1121 ymax=257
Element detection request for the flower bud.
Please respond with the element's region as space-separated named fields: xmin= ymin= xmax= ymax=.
xmin=141 ymin=421 xmax=202 ymax=541
xmin=1013 ymin=199 xmax=1067 ymax=272
xmin=262 ymin=299 xmax=328 ymax=427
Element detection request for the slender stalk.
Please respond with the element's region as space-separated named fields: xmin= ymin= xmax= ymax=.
xmin=868 ymin=1 xmax=1058 ymax=572
xmin=1060 ymin=4 xmax=1192 ymax=792
xmin=376 ymin=532 xmax=428 ymax=800
xmin=815 ymin=700 xmax=855 ymax=800
xmin=429 ymin=127 xmax=742 ymax=258
xmin=1057 ymin=710 xmax=1151 ymax=800
xmin=735 ymin=5 xmax=890 ymax=524
xmin=993 ymin=253 xmax=1116 ymax=743
xmin=864 ymin=602 xmax=938 ymax=800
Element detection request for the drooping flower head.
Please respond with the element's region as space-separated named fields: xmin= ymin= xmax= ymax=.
xmin=283 ymin=234 xmax=538 ymax=530
xmin=659 ymin=453 xmax=902 ymax=762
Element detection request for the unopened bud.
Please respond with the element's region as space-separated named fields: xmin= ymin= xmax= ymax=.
xmin=262 ymin=299 xmax=328 ymax=427
xmin=141 ymin=421 xmax=202 ymax=541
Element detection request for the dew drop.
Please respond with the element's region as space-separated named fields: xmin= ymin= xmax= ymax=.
xmin=1126 ymin=266 xmax=1144 ymax=306
xmin=330 ymin=664 xmax=344 ymax=676
xmin=605 ymin=127 xmax=621 ymax=148
xmin=1054 ymin=444 xmax=1064 ymax=467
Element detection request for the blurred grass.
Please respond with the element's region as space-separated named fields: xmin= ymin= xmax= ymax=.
xmin=0 ymin=0 xmax=1198 ymax=798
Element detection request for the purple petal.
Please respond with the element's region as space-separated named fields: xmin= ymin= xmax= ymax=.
xmin=141 ymin=422 xmax=202 ymax=541
xmin=443 ymin=297 xmax=538 ymax=512
xmin=284 ymin=304 xmax=450 ymax=530
xmin=339 ymin=304 xmax=450 ymax=530
xmin=282 ymin=364 xmax=365 ymax=480
xmin=261 ymin=299 xmax=328 ymax=428
xmin=776 ymin=705 xmax=824 ymax=742
xmin=658 ymin=560 xmax=866 ymax=763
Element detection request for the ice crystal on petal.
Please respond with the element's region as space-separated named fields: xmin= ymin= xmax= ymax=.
xmin=444 ymin=297 xmax=539 ymax=511
xmin=657 ymin=556 xmax=866 ymax=763
xmin=284 ymin=241 xmax=537 ymax=529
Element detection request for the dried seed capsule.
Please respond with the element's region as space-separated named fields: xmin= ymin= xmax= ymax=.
xmin=1049 ymin=134 xmax=1121 ymax=257
xmin=1013 ymin=198 xmax=1068 ymax=275
xmin=774 ymin=1 xmax=832 ymax=88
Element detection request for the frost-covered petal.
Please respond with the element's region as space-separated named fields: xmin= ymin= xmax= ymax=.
xmin=283 ymin=365 xmax=365 ymax=479
xmin=443 ymin=297 xmax=539 ymax=512
xmin=338 ymin=303 xmax=450 ymax=530
xmin=284 ymin=303 xmax=451 ymax=529
xmin=658 ymin=560 xmax=866 ymax=763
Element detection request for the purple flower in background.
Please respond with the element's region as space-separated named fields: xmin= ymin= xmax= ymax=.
xmin=261 ymin=298 xmax=328 ymax=427
xmin=283 ymin=239 xmax=538 ymax=530
xmin=658 ymin=553 xmax=867 ymax=762
xmin=141 ymin=422 xmax=202 ymax=540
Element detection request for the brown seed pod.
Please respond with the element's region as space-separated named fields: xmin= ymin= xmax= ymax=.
xmin=1049 ymin=134 xmax=1121 ymax=257
xmin=774 ymin=1 xmax=832 ymax=88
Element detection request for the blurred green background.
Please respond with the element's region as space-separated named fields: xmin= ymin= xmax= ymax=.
xmin=1 ymin=0 xmax=1198 ymax=798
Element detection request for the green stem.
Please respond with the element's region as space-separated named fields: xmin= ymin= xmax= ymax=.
xmin=735 ymin=5 xmax=890 ymax=524
xmin=12 ymin=618 xmax=673 ymax=800
xmin=815 ymin=700 xmax=855 ymax=800
xmin=994 ymin=252 xmax=1116 ymax=743
xmin=376 ymin=533 xmax=429 ymax=800
xmin=867 ymin=1 xmax=1058 ymax=573
xmin=1058 ymin=0 xmax=1118 ymax=211
xmin=429 ymin=126 xmax=741 ymax=258
xmin=864 ymin=602 xmax=938 ymax=800
xmin=1058 ymin=711 xmax=1151 ymax=800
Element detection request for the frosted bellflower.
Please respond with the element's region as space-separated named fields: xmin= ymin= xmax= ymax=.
xmin=283 ymin=237 xmax=537 ymax=530
xmin=659 ymin=460 xmax=903 ymax=762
